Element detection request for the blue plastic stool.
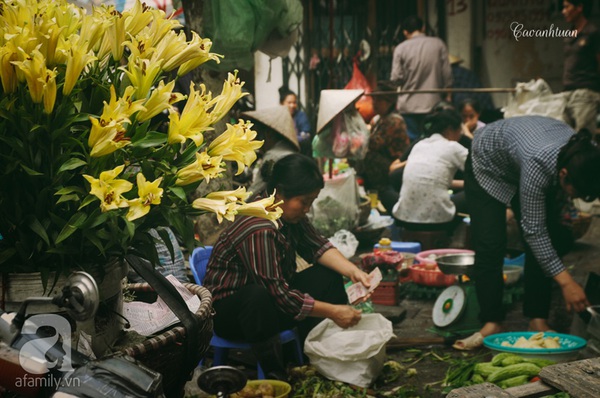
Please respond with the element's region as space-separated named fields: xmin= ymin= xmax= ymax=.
xmin=189 ymin=246 xmax=304 ymax=378
xmin=210 ymin=329 xmax=304 ymax=379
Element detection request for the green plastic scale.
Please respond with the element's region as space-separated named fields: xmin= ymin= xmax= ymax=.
xmin=428 ymin=253 xmax=482 ymax=338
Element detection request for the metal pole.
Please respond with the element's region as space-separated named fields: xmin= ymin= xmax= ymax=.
xmin=367 ymin=88 xmax=517 ymax=96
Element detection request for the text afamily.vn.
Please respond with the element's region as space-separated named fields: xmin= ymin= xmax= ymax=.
xmin=14 ymin=374 xmax=81 ymax=389
xmin=510 ymin=22 xmax=578 ymax=41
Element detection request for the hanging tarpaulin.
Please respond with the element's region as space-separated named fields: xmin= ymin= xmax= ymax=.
xmin=203 ymin=0 xmax=303 ymax=72
xmin=96 ymin=0 xmax=186 ymax=23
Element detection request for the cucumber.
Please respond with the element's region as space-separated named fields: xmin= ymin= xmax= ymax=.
xmin=501 ymin=356 xmax=526 ymax=366
xmin=488 ymin=363 xmax=541 ymax=383
xmin=471 ymin=373 xmax=485 ymax=384
xmin=474 ymin=362 xmax=503 ymax=378
xmin=523 ymin=358 xmax=555 ymax=368
xmin=491 ymin=353 xmax=522 ymax=366
xmin=498 ymin=375 xmax=531 ymax=388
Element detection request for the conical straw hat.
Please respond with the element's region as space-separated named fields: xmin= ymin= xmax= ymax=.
xmin=449 ymin=54 xmax=463 ymax=65
xmin=316 ymin=89 xmax=364 ymax=134
xmin=242 ymin=105 xmax=299 ymax=149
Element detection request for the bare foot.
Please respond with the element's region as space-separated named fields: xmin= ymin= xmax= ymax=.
xmin=529 ymin=318 xmax=554 ymax=332
xmin=452 ymin=322 xmax=502 ymax=351
xmin=480 ymin=322 xmax=503 ymax=337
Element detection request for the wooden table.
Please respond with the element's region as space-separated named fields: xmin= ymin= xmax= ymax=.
xmin=447 ymin=357 xmax=600 ymax=398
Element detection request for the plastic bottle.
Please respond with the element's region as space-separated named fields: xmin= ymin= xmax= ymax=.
xmin=378 ymin=238 xmax=392 ymax=252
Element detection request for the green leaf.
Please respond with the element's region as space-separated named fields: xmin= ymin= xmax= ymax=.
xmin=25 ymin=215 xmax=50 ymax=246
xmin=55 ymin=186 xmax=86 ymax=196
xmin=56 ymin=193 xmax=80 ymax=204
xmin=131 ymin=131 xmax=167 ymax=148
xmin=124 ymin=219 xmax=135 ymax=239
xmin=0 ymin=248 xmax=17 ymax=265
xmin=156 ymin=227 xmax=175 ymax=262
xmin=84 ymin=231 xmax=105 ymax=255
xmin=78 ymin=195 xmax=97 ymax=210
xmin=57 ymin=158 xmax=87 ymax=173
xmin=169 ymin=186 xmax=187 ymax=201
xmin=21 ymin=164 xmax=44 ymax=176
xmin=55 ymin=212 xmax=88 ymax=244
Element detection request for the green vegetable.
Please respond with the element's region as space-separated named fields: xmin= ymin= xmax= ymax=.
xmin=488 ymin=363 xmax=541 ymax=383
xmin=523 ymin=358 xmax=555 ymax=368
xmin=473 ymin=362 xmax=503 ymax=378
xmin=498 ymin=375 xmax=531 ymax=388
xmin=491 ymin=353 xmax=523 ymax=366
xmin=471 ymin=373 xmax=485 ymax=384
xmin=501 ymin=355 xmax=526 ymax=366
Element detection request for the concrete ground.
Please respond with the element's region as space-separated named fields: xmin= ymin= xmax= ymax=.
xmin=185 ymin=214 xmax=600 ymax=397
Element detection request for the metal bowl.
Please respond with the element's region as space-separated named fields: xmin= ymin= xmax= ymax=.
xmin=435 ymin=253 xmax=475 ymax=275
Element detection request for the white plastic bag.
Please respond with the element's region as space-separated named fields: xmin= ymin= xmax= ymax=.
xmin=304 ymin=313 xmax=395 ymax=387
xmin=308 ymin=169 xmax=361 ymax=237
xmin=503 ymin=78 xmax=567 ymax=122
xmin=328 ymin=229 xmax=359 ymax=258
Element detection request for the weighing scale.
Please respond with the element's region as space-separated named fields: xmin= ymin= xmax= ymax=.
xmin=429 ymin=253 xmax=482 ymax=338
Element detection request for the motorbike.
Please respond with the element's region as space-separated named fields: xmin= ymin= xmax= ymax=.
xmin=0 ymin=271 xmax=164 ymax=398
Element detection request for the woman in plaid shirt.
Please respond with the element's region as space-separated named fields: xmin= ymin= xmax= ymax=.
xmin=454 ymin=116 xmax=600 ymax=350
xmin=204 ymin=153 xmax=371 ymax=378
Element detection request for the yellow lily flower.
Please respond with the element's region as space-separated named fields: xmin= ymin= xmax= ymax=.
xmin=153 ymin=30 xmax=221 ymax=73
xmin=108 ymin=9 xmax=126 ymax=61
xmin=122 ymin=32 xmax=156 ymax=61
xmin=206 ymin=187 xmax=251 ymax=203
xmin=119 ymin=56 xmax=163 ymax=100
xmin=191 ymin=197 xmax=237 ymax=223
xmin=147 ymin=9 xmax=182 ymax=47
xmin=235 ymin=195 xmax=283 ymax=225
xmin=89 ymin=120 xmax=131 ymax=158
xmin=208 ymin=120 xmax=263 ymax=174
xmin=123 ymin=0 xmax=153 ymax=37
xmin=137 ymin=80 xmax=185 ymax=122
xmin=208 ymin=71 xmax=248 ymax=124
xmin=83 ymin=165 xmax=133 ymax=212
xmin=176 ymin=37 xmax=223 ymax=77
xmin=167 ymin=82 xmax=213 ymax=146
xmin=80 ymin=12 xmax=111 ymax=53
xmin=51 ymin=1 xmax=83 ymax=39
xmin=12 ymin=48 xmax=46 ymax=103
xmin=38 ymin=24 xmax=66 ymax=67
xmin=126 ymin=173 xmax=163 ymax=221
xmin=41 ymin=67 xmax=57 ymax=114
xmin=95 ymin=6 xmax=123 ymax=61
xmin=63 ymin=36 xmax=97 ymax=95
xmin=0 ymin=46 xmax=18 ymax=94
xmin=175 ymin=152 xmax=226 ymax=186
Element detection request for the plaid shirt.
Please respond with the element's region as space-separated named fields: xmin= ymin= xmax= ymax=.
xmin=204 ymin=215 xmax=333 ymax=320
xmin=472 ymin=116 xmax=575 ymax=277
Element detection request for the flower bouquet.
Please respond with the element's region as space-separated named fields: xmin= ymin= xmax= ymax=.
xmin=0 ymin=0 xmax=281 ymax=283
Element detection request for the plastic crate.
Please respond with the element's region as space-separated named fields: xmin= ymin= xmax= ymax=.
xmin=371 ymin=281 xmax=399 ymax=306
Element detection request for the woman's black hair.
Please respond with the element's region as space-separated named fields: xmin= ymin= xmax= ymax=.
xmin=459 ymin=98 xmax=482 ymax=114
xmin=422 ymin=109 xmax=462 ymax=137
xmin=261 ymin=153 xmax=324 ymax=198
xmin=557 ymin=128 xmax=600 ymax=202
xmin=278 ymin=86 xmax=296 ymax=104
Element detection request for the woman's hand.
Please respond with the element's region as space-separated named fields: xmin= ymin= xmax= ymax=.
xmin=349 ymin=267 xmax=371 ymax=288
xmin=331 ymin=305 xmax=362 ymax=328
xmin=555 ymin=271 xmax=590 ymax=312
xmin=561 ymin=281 xmax=590 ymax=313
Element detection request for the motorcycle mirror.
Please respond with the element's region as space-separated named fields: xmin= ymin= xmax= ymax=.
xmin=61 ymin=272 xmax=99 ymax=322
